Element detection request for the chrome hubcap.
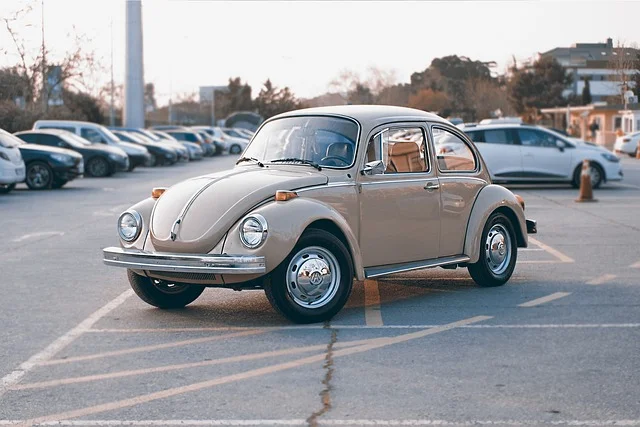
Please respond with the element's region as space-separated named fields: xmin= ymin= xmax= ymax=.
xmin=588 ymin=166 xmax=600 ymax=185
xmin=28 ymin=165 xmax=49 ymax=188
xmin=485 ymin=224 xmax=511 ymax=275
xmin=286 ymin=246 xmax=340 ymax=309
xmin=152 ymin=279 xmax=188 ymax=294
xmin=90 ymin=159 xmax=107 ymax=176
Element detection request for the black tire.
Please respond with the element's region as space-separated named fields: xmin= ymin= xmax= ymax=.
xmin=86 ymin=157 xmax=111 ymax=177
xmin=25 ymin=161 xmax=53 ymax=190
xmin=468 ymin=212 xmax=518 ymax=288
xmin=0 ymin=183 xmax=16 ymax=194
xmin=52 ymin=179 xmax=68 ymax=189
xmin=127 ymin=163 xmax=136 ymax=172
xmin=264 ymin=229 xmax=354 ymax=324
xmin=148 ymin=154 xmax=158 ymax=167
xmin=127 ymin=269 xmax=205 ymax=309
xmin=571 ymin=162 xmax=603 ymax=189
xmin=230 ymin=144 xmax=242 ymax=155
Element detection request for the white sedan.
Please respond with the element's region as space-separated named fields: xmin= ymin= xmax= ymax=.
xmin=614 ymin=132 xmax=640 ymax=157
xmin=458 ymin=124 xmax=623 ymax=188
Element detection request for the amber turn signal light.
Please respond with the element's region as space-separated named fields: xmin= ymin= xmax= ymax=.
xmin=515 ymin=194 xmax=525 ymax=211
xmin=275 ymin=190 xmax=298 ymax=202
xmin=152 ymin=187 xmax=167 ymax=199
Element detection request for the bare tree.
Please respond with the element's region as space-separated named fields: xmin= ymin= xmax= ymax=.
xmin=608 ymin=40 xmax=640 ymax=104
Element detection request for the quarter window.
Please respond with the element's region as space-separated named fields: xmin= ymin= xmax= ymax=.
xmin=432 ymin=127 xmax=477 ymax=172
xmin=366 ymin=127 xmax=428 ymax=173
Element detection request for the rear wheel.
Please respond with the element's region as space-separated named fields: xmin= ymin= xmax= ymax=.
xmin=468 ymin=212 xmax=517 ymax=287
xmin=230 ymin=144 xmax=242 ymax=155
xmin=0 ymin=183 xmax=16 ymax=194
xmin=127 ymin=270 xmax=205 ymax=309
xmin=86 ymin=157 xmax=111 ymax=177
xmin=25 ymin=161 xmax=53 ymax=190
xmin=264 ymin=229 xmax=354 ymax=324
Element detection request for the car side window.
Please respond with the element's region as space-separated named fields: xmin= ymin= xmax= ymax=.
xmin=366 ymin=127 xmax=428 ymax=174
xmin=465 ymin=130 xmax=484 ymax=143
xmin=517 ymin=129 xmax=557 ymax=148
xmin=483 ymin=129 xmax=516 ymax=145
xmin=40 ymin=134 xmax=61 ymax=147
xmin=81 ymin=128 xmax=106 ymax=144
xmin=432 ymin=126 xmax=477 ymax=172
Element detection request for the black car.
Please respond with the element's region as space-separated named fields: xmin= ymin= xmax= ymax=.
xmin=165 ymin=130 xmax=217 ymax=156
xmin=14 ymin=130 xmax=129 ymax=178
xmin=9 ymin=135 xmax=83 ymax=190
xmin=111 ymin=130 xmax=178 ymax=166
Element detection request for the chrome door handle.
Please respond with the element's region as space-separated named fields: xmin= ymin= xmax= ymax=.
xmin=424 ymin=182 xmax=440 ymax=191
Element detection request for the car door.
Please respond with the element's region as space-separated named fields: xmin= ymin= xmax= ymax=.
xmin=431 ymin=125 xmax=488 ymax=257
xmin=517 ymin=128 xmax=573 ymax=179
xmin=465 ymin=128 xmax=522 ymax=181
xmin=358 ymin=124 xmax=441 ymax=267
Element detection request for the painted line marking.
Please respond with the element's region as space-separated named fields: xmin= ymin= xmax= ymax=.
xmin=2 ymin=419 xmax=640 ymax=426
xmin=0 ymin=289 xmax=133 ymax=398
xmin=40 ymin=329 xmax=265 ymax=366
xmin=586 ymin=274 xmax=617 ymax=285
xmin=86 ymin=323 xmax=640 ymax=333
xmin=518 ymin=292 xmax=571 ymax=307
xmin=519 ymin=248 xmax=544 ymax=252
xmin=11 ymin=231 xmax=65 ymax=243
xmin=16 ymin=316 xmax=491 ymax=425
xmin=611 ymin=182 xmax=640 ymax=190
xmin=528 ymin=237 xmax=574 ymax=263
xmin=630 ymin=260 xmax=640 ymax=268
xmin=363 ymin=279 xmax=383 ymax=326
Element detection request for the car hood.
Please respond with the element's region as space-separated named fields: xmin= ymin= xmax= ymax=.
xmin=569 ymin=138 xmax=610 ymax=153
xmin=116 ymin=141 xmax=148 ymax=155
xmin=86 ymin=143 xmax=127 ymax=157
xmin=20 ymin=144 xmax=82 ymax=159
xmin=150 ymin=167 xmax=328 ymax=253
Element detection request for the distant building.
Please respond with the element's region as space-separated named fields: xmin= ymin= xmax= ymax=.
xmin=540 ymin=38 xmax=639 ymax=101
xmin=199 ymin=86 xmax=229 ymax=103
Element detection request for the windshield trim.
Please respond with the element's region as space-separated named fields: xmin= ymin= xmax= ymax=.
xmin=249 ymin=114 xmax=362 ymax=170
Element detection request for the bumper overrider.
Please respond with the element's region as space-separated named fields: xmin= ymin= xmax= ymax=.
xmin=102 ymin=247 xmax=266 ymax=275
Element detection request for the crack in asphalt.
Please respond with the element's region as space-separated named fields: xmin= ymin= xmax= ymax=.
xmin=307 ymin=322 xmax=337 ymax=427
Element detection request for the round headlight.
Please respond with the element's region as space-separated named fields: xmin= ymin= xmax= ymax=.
xmin=240 ymin=214 xmax=268 ymax=248
xmin=118 ymin=210 xmax=142 ymax=242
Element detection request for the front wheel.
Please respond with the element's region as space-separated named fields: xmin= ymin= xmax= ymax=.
xmin=229 ymin=144 xmax=242 ymax=155
xmin=86 ymin=157 xmax=111 ymax=177
xmin=468 ymin=212 xmax=517 ymax=287
xmin=25 ymin=161 xmax=53 ymax=190
xmin=264 ymin=229 xmax=354 ymax=324
xmin=127 ymin=270 xmax=205 ymax=309
xmin=572 ymin=162 xmax=603 ymax=189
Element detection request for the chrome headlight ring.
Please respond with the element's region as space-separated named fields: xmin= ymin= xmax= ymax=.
xmin=239 ymin=214 xmax=268 ymax=249
xmin=118 ymin=210 xmax=143 ymax=242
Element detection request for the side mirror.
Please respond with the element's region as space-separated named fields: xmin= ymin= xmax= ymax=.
xmin=361 ymin=160 xmax=385 ymax=175
xmin=556 ymin=140 xmax=565 ymax=152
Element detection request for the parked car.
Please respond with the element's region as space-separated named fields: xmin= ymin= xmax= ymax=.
xmin=222 ymin=127 xmax=250 ymax=140
xmin=14 ymin=129 xmax=128 ymax=178
xmin=164 ymin=129 xmax=215 ymax=156
xmin=150 ymin=131 xmax=204 ymax=161
xmin=194 ymin=130 xmax=219 ymax=156
xmin=235 ymin=128 xmax=255 ymax=139
xmin=110 ymin=127 xmax=190 ymax=162
xmin=614 ymin=131 xmax=640 ymax=157
xmin=190 ymin=126 xmax=225 ymax=155
xmin=111 ymin=130 xmax=178 ymax=166
xmin=0 ymin=129 xmax=26 ymax=193
xmin=33 ymin=120 xmax=150 ymax=171
xmin=459 ymin=123 xmax=623 ymax=188
xmin=149 ymin=125 xmax=187 ymax=131
xmin=103 ymin=105 xmax=536 ymax=323
xmin=7 ymin=130 xmax=83 ymax=189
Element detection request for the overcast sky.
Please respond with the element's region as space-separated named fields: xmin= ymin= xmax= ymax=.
xmin=1 ymin=0 xmax=638 ymax=105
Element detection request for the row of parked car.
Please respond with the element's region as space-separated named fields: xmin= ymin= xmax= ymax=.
xmin=0 ymin=120 xmax=254 ymax=193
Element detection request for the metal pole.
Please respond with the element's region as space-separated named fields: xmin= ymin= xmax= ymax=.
xmin=41 ymin=0 xmax=47 ymax=113
xmin=124 ymin=0 xmax=145 ymax=128
xmin=110 ymin=19 xmax=115 ymax=126
xmin=211 ymin=90 xmax=215 ymax=126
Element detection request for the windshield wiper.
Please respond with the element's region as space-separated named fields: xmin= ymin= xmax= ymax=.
xmin=236 ymin=157 xmax=264 ymax=167
xmin=269 ymin=158 xmax=322 ymax=170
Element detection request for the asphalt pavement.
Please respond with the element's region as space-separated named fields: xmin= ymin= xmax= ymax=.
xmin=1 ymin=156 xmax=639 ymax=426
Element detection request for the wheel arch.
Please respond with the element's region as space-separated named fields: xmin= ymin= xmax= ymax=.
xmin=573 ymin=159 xmax=606 ymax=183
xmin=463 ymin=185 xmax=527 ymax=264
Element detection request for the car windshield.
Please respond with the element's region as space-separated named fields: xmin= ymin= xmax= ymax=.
xmin=0 ymin=129 xmax=22 ymax=148
xmin=242 ymin=116 xmax=359 ymax=168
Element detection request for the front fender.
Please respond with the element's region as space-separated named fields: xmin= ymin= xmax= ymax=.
xmin=222 ymin=197 xmax=364 ymax=283
xmin=464 ymin=185 xmax=527 ymax=264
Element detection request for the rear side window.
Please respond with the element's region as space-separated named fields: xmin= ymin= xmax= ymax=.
xmin=465 ymin=130 xmax=484 ymax=143
xmin=517 ymin=129 xmax=558 ymax=148
xmin=483 ymin=129 xmax=515 ymax=145
xmin=432 ymin=126 xmax=477 ymax=172
xmin=16 ymin=133 xmax=39 ymax=144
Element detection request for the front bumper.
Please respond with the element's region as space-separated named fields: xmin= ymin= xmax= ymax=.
xmin=129 ymin=153 xmax=150 ymax=168
xmin=0 ymin=163 xmax=25 ymax=184
xmin=103 ymin=247 xmax=266 ymax=274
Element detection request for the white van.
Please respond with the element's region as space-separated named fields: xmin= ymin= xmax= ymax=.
xmin=33 ymin=120 xmax=150 ymax=171
xmin=0 ymin=128 xmax=26 ymax=193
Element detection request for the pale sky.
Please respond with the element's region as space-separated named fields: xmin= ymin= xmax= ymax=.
xmin=1 ymin=0 xmax=638 ymax=106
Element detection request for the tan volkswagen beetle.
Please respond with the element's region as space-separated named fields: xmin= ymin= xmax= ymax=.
xmin=103 ymin=106 xmax=536 ymax=323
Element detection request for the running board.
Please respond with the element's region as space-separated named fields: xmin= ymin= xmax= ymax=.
xmin=364 ymin=255 xmax=471 ymax=279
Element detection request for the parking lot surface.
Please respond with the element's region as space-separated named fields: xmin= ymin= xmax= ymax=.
xmin=1 ymin=157 xmax=639 ymax=426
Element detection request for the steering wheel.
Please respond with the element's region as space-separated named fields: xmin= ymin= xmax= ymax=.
xmin=320 ymin=155 xmax=350 ymax=166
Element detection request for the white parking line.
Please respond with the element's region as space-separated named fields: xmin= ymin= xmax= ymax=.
xmin=363 ymin=279 xmax=383 ymax=326
xmin=11 ymin=231 xmax=65 ymax=243
xmin=518 ymin=292 xmax=571 ymax=307
xmin=527 ymin=237 xmax=574 ymax=263
xmin=586 ymin=274 xmax=617 ymax=285
xmin=0 ymin=289 xmax=133 ymax=398
xmin=1 ymin=419 xmax=640 ymax=426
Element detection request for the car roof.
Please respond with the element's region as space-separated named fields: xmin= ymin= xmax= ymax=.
xmin=16 ymin=128 xmax=70 ymax=136
xmin=272 ymin=105 xmax=450 ymax=126
xmin=458 ymin=123 xmax=541 ymax=131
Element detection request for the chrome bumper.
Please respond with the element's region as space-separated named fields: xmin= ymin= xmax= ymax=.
xmin=102 ymin=247 xmax=266 ymax=274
